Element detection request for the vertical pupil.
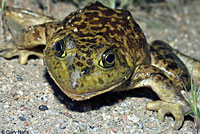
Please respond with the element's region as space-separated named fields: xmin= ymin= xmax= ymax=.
xmin=55 ymin=41 xmax=63 ymax=51
xmin=106 ymin=54 xmax=114 ymax=63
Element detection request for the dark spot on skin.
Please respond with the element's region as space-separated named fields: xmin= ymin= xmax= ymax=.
xmin=92 ymin=79 xmax=97 ymax=84
xmin=69 ymin=16 xmax=82 ymax=24
xmin=53 ymin=60 xmax=60 ymax=70
xmin=55 ymin=31 xmax=67 ymax=38
xmin=165 ymin=83 xmax=171 ymax=90
xmin=152 ymin=67 xmax=157 ymax=72
xmin=75 ymin=54 xmax=81 ymax=59
xmin=167 ymin=62 xmax=178 ymax=70
xmin=96 ymin=17 xmax=111 ymax=25
xmin=85 ymin=43 xmax=91 ymax=47
xmin=76 ymin=61 xmax=83 ymax=67
xmin=142 ymin=65 xmax=149 ymax=70
xmin=77 ymin=22 xmax=87 ymax=29
xmin=84 ymin=11 xmax=99 ymax=18
xmin=96 ymin=32 xmax=103 ymax=36
xmin=68 ymin=64 xmax=75 ymax=71
xmin=32 ymin=28 xmax=42 ymax=41
xmin=81 ymin=67 xmax=90 ymax=75
xmin=151 ymin=72 xmax=168 ymax=80
xmin=84 ymin=12 xmax=101 ymax=24
xmin=100 ymin=8 xmax=116 ymax=16
xmin=93 ymin=44 xmax=104 ymax=50
xmin=87 ymin=59 xmax=93 ymax=65
xmin=152 ymin=40 xmax=173 ymax=51
xmin=77 ymin=49 xmax=88 ymax=54
xmin=89 ymin=45 xmax=96 ymax=49
xmin=91 ymin=26 xmax=104 ymax=31
xmin=39 ymin=23 xmax=58 ymax=42
xmin=56 ymin=28 xmax=63 ymax=34
xmin=80 ymin=45 xmax=87 ymax=49
xmin=74 ymin=83 xmax=79 ymax=89
xmin=164 ymin=54 xmax=174 ymax=60
xmin=155 ymin=76 xmax=162 ymax=82
xmin=76 ymin=32 xmax=95 ymax=38
xmin=70 ymin=80 xmax=79 ymax=90
xmin=137 ymin=76 xmax=144 ymax=82
xmin=98 ymin=78 xmax=104 ymax=84
xmin=75 ymin=53 xmax=85 ymax=60
xmin=158 ymin=73 xmax=168 ymax=79
xmin=80 ymin=38 xmax=97 ymax=43
xmin=116 ymin=54 xmax=127 ymax=67
xmin=149 ymin=46 xmax=156 ymax=52
xmin=150 ymin=47 xmax=164 ymax=61
xmin=169 ymin=80 xmax=174 ymax=86
xmin=155 ymin=54 xmax=164 ymax=60
xmin=89 ymin=66 xmax=96 ymax=73
xmin=81 ymin=56 xmax=86 ymax=61
xmin=180 ymin=73 xmax=189 ymax=80
xmin=86 ymin=49 xmax=93 ymax=57
xmin=133 ymin=22 xmax=142 ymax=34
xmin=81 ymin=83 xmax=84 ymax=87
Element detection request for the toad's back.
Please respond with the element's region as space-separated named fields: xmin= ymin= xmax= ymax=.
xmin=54 ymin=2 xmax=150 ymax=66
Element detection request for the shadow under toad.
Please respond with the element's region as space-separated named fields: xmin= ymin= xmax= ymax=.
xmin=45 ymin=70 xmax=195 ymax=124
xmin=45 ymin=70 xmax=160 ymax=112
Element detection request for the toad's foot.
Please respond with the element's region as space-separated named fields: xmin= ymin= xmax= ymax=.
xmin=0 ymin=42 xmax=43 ymax=64
xmin=146 ymin=100 xmax=190 ymax=129
xmin=128 ymin=65 xmax=191 ymax=130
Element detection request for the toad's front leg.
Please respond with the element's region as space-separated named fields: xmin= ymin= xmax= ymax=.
xmin=0 ymin=7 xmax=58 ymax=64
xmin=127 ymin=65 xmax=191 ymax=129
xmin=0 ymin=22 xmax=57 ymax=64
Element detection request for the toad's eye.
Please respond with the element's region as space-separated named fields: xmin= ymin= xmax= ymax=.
xmin=54 ymin=39 xmax=67 ymax=58
xmin=99 ymin=48 xmax=115 ymax=68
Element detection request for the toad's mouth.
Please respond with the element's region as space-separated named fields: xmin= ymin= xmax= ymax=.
xmin=48 ymin=68 xmax=133 ymax=101
xmin=60 ymin=72 xmax=132 ymax=101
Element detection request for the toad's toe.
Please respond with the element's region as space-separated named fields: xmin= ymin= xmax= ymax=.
xmin=146 ymin=100 xmax=185 ymax=130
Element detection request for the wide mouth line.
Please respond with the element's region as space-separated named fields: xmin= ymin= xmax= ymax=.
xmin=59 ymin=71 xmax=133 ymax=100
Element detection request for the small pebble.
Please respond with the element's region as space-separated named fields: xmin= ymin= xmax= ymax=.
xmin=40 ymin=96 xmax=47 ymax=101
xmin=127 ymin=115 xmax=140 ymax=123
xmin=19 ymin=116 xmax=26 ymax=121
xmin=24 ymin=121 xmax=29 ymax=126
xmin=45 ymin=110 xmax=54 ymax=114
xmin=7 ymin=64 xmax=14 ymax=69
xmin=128 ymin=104 xmax=133 ymax=111
xmin=88 ymin=125 xmax=97 ymax=131
xmin=7 ymin=116 xmax=17 ymax=121
xmin=38 ymin=105 xmax=49 ymax=111
xmin=108 ymin=120 xmax=117 ymax=127
xmin=60 ymin=125 xmax=66 ymax=129
xmin=72 ymin=120 xmax=79 ymax=125
xmin=120 ymin=102 xmax=127 ymax=107
xmin=11 ymin=92 xmax=20 ymax=100
xmin=16 ymin=75 xmax=23 ymax=81
xmin=89 ymin=125 xmax=95 ymax=129
xmin=138 ymin=122 xmax=143 ymax=129
xmin=17 ymin=90 xmax=23 ymax=95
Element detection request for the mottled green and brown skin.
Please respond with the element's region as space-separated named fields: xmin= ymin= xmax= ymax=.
xmin=1 ymin=1 xmax=200 ymax=130
xmin=44 ymin=2 xmax=150 ymax=99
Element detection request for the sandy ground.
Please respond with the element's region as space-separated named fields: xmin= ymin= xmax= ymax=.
xmin=0 ymin=0 xmax=200 ymax=133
